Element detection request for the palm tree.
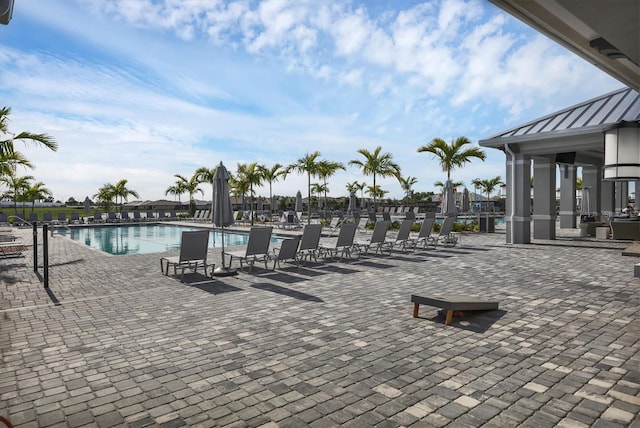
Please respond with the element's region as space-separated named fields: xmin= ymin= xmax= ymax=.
xmin=235 ymin=162 xmax=263 ymax=225
xmin=0 ymin=150 xmax=33 ymax=178
xmin=310 ymin=182 xmax=327 ymax=213
xmin=478 ymin=176 xmax=504 ymax=212
xmin=417 ymin=137 xmax=486 ymax=181
xmin=366 ymin=184 xmax=388 ymax=201
xmin=195 ymin=166 xmax=217 ymax=214
xmin=112 ymin=179 xmax=139 ymax=213
xmin=258 ymin=163 xmax=285 ymax=216
xmin=94 ymin=183 xmax=115 ymax=212
xmin=174 ymin=174 xmax=203 ymax=216
xmin=316 ymin=159 xmax=345 ymax=218
xmin=0 ymin=172 xmax=33 ymax=217
xmin=165 ymin=182 xmax=186 ymax=205
xmin=286 ymin=151 xmax=322 ymax=224
xmin=349 ymin=146 xmax=400 ymax=213
xmin=25 ymin=181 xmax=52 ymax=213
xmin=398 ymin=176 xmax=418 ymax=203
xmin=0 ymin=106 xmax=58 ymax=174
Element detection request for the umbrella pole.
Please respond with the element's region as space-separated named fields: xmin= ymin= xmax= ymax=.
xmin=213 ymin=189 xmax=237 ymax=277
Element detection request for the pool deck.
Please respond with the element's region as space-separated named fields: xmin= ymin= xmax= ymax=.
xmin=1 ymin=223 xmax=639 ymax=427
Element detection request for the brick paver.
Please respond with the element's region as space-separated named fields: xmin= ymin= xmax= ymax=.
xmin=1 ymin=223 xmax=638 ymax=427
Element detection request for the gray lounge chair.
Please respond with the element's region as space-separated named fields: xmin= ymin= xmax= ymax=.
xmin=56 ymin=212 xmax=68 ymax=224
xmin=389 ymin=219 xmax=415 ymax=253
xmin=121 ymin=211 xmax=131 ymax=222
xmin=93 ymin=212 xmax=104 ymax=223
xmin=133 ymin=211 xmax=142 ymax=222
xmin=145 ymin=211 xmax=155 ymax=221
xmin=432 ymin=216 xmax=458 ymax=248
xmin=160 ymin=230 xmax=212 ymax=281
xmin=268 ymin=236 xmax=301 ymax=270
xmin=320 ymin=223 xmax=359 ymax=260
xmin=70 ymin=212 xmax=81 ymax=224
xmin=224 ymin=226 xmax=273 ymax=272
xmin=297 ymin=224 xmax=323 ymax=264
xmin=326 ymin=217 xmax=342 ymax=236
xmin=355 ymin=220 xmax=391 ymax=255
xmin=29 ymin=212 xmax=38 ymax=224
xmin=409 ymin=216 xmax=436 ymax=249
xmin=43 ymin=212 xmax=53 ymax=224
xmin=107 ymin=212 xmax=118 ymax=223
xmin=356 ymin=216 xmax=370 ymax=234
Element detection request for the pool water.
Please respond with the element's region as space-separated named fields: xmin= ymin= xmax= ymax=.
xmin=57 ymin=224 xmax=283 ymax=255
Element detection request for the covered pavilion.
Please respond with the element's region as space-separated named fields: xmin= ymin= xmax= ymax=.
xmin=480 ymin=0 xmax=640 ymax=244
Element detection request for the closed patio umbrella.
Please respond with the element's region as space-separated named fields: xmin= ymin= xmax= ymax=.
xmin=84 ymin=196 xmax=91 ymax=213
xmin=271 ymin=195 xmax=279 ymax=214
xmin=212 ymin=162 xmax=237 ymax=276
xmin=257 ymin=196 xmax=264 ymax=211
xmin=347 ymin=191 xmax=356 ymax=214
xmin=295 ymin=190 xmax=303 ymax=212
xmin=461 ymin=187 xmax=470 ymax=213
xmin=442 ymin=180 xmax=457 ymax=218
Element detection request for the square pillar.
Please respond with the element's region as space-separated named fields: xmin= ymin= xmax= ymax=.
xmin=583 ymin=166 xmax=602 ymax=220
xmin=559 ymin=164 xmax=577 ymax=228
xmin=506 ymin=149 xmax=531 ymax=244
xmin=533 ymin=156 xmax=557 ymax=239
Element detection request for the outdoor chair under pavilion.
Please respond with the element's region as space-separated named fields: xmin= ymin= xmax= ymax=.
xmin=223 ymin=226 xmax=273 ymax=272
xmin=160 ymin=230 xmax=212 ymax=282
xmin=297 ymin=224 xmax=323 ymax=264
xmin=355 ymin=220 xmax=392 ymax=256
xmin=268 ymin=235 xmax=301 ymax=270
xmin=319 ymin=222 xmax=360 ymax=261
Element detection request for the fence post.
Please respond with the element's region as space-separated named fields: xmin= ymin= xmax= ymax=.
xmin=33 ymin=222 xmax=38 ymax=273
xmin=43 ymin=224 xmax=49 ymax=289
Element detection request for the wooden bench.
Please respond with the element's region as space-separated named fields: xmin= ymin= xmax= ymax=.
xmin=411 ymin=294 xmax=499 ymax=325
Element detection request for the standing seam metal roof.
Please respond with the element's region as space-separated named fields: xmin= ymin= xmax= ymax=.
xmin=481 ymin=87 xmax=640 ymax=143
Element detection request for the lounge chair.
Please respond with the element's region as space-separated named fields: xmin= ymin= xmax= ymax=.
xmin=356 ymin=216 xmax=370 ymax=233
xmin=223 ymin=226 xmax=273 ymax=272
xmin=432 ymin=216 xmax=458 ymax=248
xmin=93 ymin=212 xmax=104 ymax=223
xmin=168 ymin=211 xmax=178 ymax=221
xmin=0 ymin=241 xmax=28 ymax=258
xmin=132 ymin=211 xmax=142 ymax=222
xmin=326 ymin=217 xmax=342 ymax=236
xmin=157 ymin=210 xmax=166 ymax=220
xmin=0 ymin=213 xmax=8 ymax=226
xmin=268 ymin=236 xmax=301 ymax=270
xmin=28 ymin=212 xmax=38 ymax=225
xmin=160 ymin=230 xmax=212 ymax=281
xmin=121 ymin=211 xmax=131 ymax=222
xmin=43 ymin=212 xmax=53 ymax=224
xmin=355 ymin=220 xmax=391 ymax=256
xmin=70 ymin=212 xmax=81 ymax=224
xmin=409 ymin=216 xmax=436 ymax=249
xmin=106 ymin=212 xmax=118 ymax=223
xmin=319 ymin=223 xmax=359 ymax=261
xmin=145 ymin=211 xmax=155 ymax=221
xmin=297 ymin=224 xmax=323 ymax=264
xmin=56 ymin=212 xmax=68 ymax=225
xmin=389 ymin=219 xmax=415 ymax=253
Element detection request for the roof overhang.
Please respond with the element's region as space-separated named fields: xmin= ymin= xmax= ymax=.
xmin=489 ymin=0 xmax=640 ymax=91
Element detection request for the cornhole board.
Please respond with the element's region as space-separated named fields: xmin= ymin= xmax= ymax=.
xmin=411 ymin=294 xmax=499 ymax=325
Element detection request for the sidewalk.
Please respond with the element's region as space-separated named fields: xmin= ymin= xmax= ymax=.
xmin=1 ymin=225 xmax=638 ymax=427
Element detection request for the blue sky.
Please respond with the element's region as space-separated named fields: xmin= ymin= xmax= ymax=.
xmin=0 ymin=0 xmax=622 ymax=203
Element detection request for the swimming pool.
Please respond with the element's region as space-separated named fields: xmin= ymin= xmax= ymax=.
xmin=57 ymin=224 xmax=284 ymax=255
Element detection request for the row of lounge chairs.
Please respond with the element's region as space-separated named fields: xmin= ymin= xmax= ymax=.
xmin=160 ymin=216 xmax=459 ymax=281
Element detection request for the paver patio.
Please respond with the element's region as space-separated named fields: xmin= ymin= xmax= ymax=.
xmin=1 ymin=223 xmax=638 ymax=427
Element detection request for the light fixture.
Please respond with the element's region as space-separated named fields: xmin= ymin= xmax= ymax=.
xmin=589 ymin=37 xmax=627 ymax=61
xmin=603 ymin=121 xmax=640 ymax=180
xmin=0 ymin=0 xmax=13 ymax=25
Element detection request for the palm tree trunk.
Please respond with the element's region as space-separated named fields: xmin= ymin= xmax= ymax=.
xmin=307 ymin=172 xmax=311 ymax=225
